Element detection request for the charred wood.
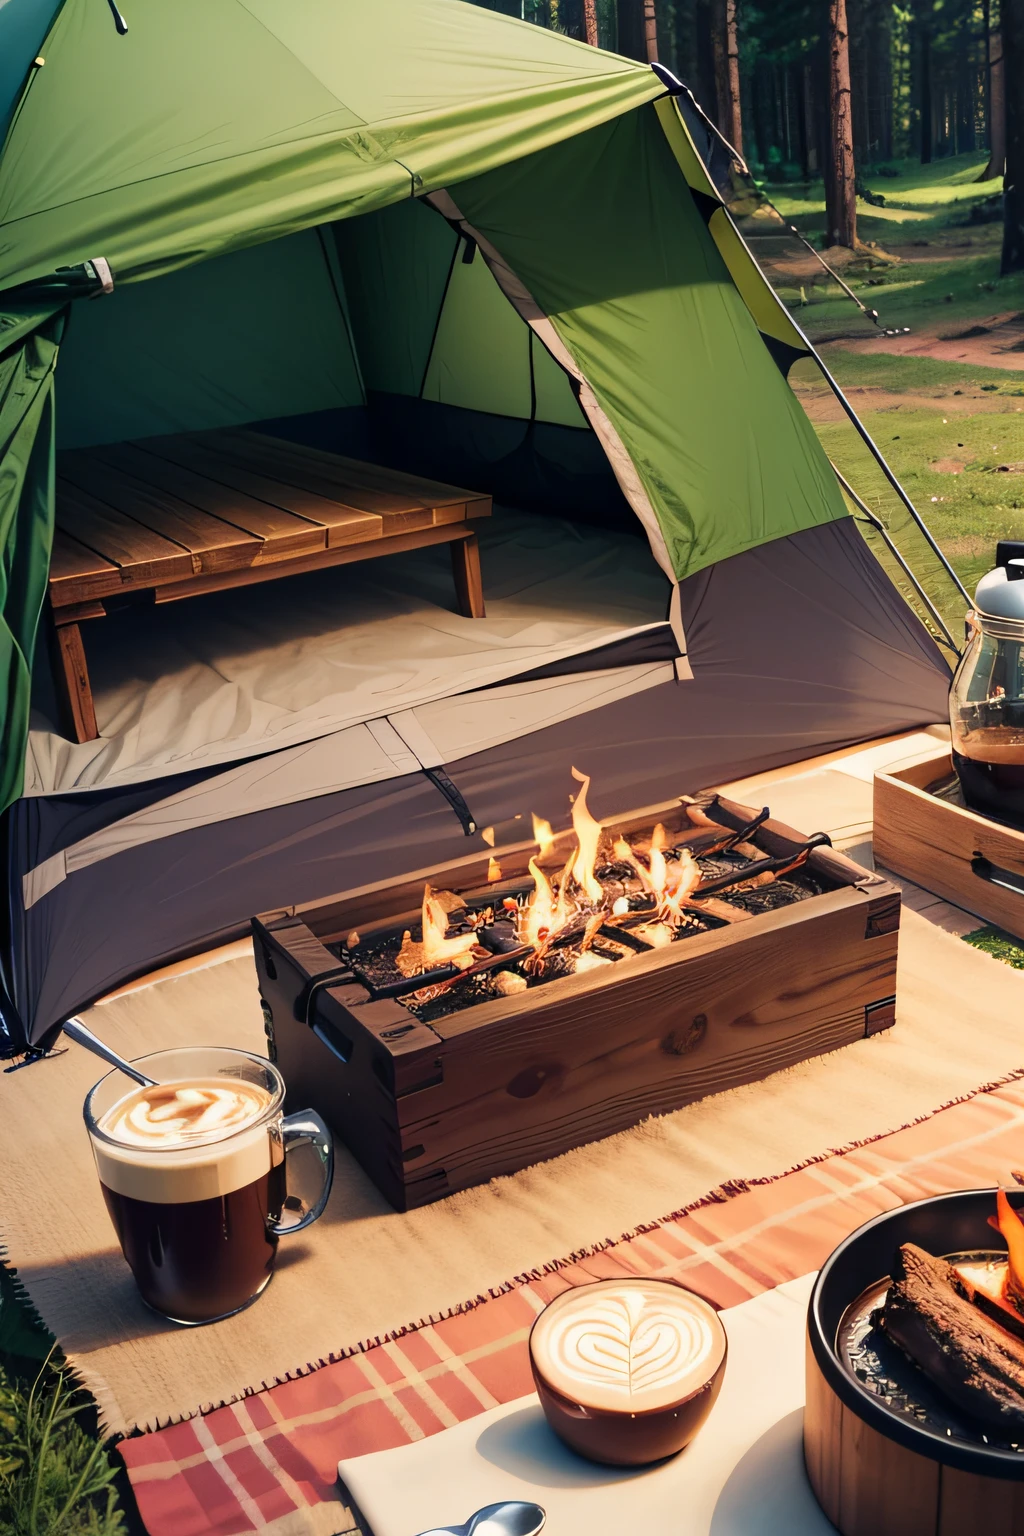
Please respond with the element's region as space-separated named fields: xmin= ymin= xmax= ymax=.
xmin=880 ymin=1243 xmax=1024 ymax=1433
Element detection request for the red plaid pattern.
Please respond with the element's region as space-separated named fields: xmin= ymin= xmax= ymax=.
xmin=120 ymin=1078 xmax=1024 ymax=1536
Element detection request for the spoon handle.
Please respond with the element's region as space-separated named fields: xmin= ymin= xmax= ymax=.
xmin=63 ymin=1018 xmax=156 ymax=1088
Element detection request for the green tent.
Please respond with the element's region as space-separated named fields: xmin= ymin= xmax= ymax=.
xmin=0 ymin=0 xmax=952 ymax=1051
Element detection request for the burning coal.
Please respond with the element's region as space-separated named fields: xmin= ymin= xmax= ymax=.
xmin=340 ymin=770 xmax=831 ymax=1023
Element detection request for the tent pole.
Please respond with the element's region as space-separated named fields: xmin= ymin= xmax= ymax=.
xmin=810 ymin=351 xmax=971 ymax=607
xmin=830 ymin=460 xmax=960 ymax=657
xmin=653 ymin=64 xmax=968 ymax=614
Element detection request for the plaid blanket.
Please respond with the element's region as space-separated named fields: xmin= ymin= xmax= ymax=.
xmin=119 ymin=1078 xmax=1024 ymax=1536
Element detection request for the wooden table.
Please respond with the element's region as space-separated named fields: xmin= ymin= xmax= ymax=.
xmin=48 ymin=428 xmax=491 ymax=742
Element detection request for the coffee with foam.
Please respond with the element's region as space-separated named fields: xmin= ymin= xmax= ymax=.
xmin=531 ymin=1279 xmax=724 ymax=1412
xmin=529 ymin=1278 xmax=727 ymax=1464
xmin=101 ymin=1080 xmax=270 ymax=1148
xmin=94 ymin=1078 xmax=277 ymax=1205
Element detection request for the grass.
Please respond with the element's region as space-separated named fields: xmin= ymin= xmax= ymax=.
xmin=768 ymin=152 xmax=1004 ymax=235
xmin=0 ymin=1266 xmax=132 ymax=1536
xmin=792 ymin=349 xmax=1024 ymax=393
xmin=963 ymin=925 xmax=1024 ymax=969
xmin=777 ymin=240 xmax=1024 ymax=338
xmin=817 ymin=407 xmax=1024 ymax=593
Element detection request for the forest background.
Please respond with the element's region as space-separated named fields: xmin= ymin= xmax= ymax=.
xmin=469 ymin=0 xmax=1007 ymax=193
xmin=468 ymin=0 xmax=1024 ymax=614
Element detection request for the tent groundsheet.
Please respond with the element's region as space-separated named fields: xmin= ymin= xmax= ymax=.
xmin=26 ymin=510 xmax=671 ymax=795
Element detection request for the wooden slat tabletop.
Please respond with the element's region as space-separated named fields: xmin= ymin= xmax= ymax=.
xmin=142 ymin=435 xmax=377 ymax=548
xmin=221 ymin=429 xmax=492 ymax=510
xmin=214 ymin=429 xmax=483 ymax=522
xmin=51 ymin=430 xmax=491 ymax=608
xmin=62 ymin=452 xmax=260 ymax=576
xmin=55 ymin=482 xmax=194 ymax=585
xmin=48 ymin=528 xmax=122 ymax=609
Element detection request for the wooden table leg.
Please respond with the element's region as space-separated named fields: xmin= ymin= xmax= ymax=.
xmin=50 ymin=613 xmax=99 ymax=743
xmin=450 ymin=532 xmax=485 ymax=619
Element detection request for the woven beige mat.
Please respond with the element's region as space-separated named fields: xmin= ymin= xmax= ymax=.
xmin=3 ymin=902 xmax=1022 ymax=1436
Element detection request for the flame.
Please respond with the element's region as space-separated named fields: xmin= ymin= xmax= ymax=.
xmin=524 ymin=856 xmax=556 ymax=950
xmin=570 ymin=767 xmax=603 ymax=902
xmin=991 ymin=1189 xmax=1024 ymax=1303
xmin=613 ymin=827 xmax=701 ymax=926
xmin=523 ymin=821 xmax=579 ymax=954
xmin=661 ymin=846 xmax=702 ymax=923
xmin=411 ymin=884 xmax=475 ymax=964
xmin=648 ymin=822 xmax=669 ymax=898
xmin=487 ymin=856 xmax=503 ymax=882
xmin=532 ymin=814 xmax=555 ymax=859
xmin=614 ymin=834 xmax=652 ymax=892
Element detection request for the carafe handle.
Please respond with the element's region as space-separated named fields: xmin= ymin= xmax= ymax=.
xmin=270 ymin=1109 xmax=334 ymax=1235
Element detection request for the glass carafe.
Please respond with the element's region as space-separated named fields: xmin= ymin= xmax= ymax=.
xmin=950 ymin=609 xmax=1024 ymax=826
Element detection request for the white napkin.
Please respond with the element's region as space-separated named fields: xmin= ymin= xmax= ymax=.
xmin=339 ymin=1273 xmax=835 ymax=1536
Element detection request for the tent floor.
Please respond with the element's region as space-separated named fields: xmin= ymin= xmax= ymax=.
xmin=50 ymin=430 xmax=493 ymax=743
xmin=27 ymin=508 xmax=670 ymax=796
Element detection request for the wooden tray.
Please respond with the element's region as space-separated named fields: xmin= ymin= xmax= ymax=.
xmin=252 ymin=795 xmax=900 ymax=1211
xmin=874 ymin=746 xmax=1024 ymax=941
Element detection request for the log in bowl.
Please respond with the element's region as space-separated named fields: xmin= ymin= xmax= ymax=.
xmin=806 ymin=1190 xmax=1024 ymax=1536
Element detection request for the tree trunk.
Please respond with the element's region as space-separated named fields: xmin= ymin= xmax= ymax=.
xmin=583 ymin=0 xmax=598 ymax=46
xmin=984 ymin=24 xmax=1006 ymax=178
xmin=643 ymin=0 xmax=659 ymax=62
xmin=693 ymin=0 xmax=717 ymax=120
xmin=800 ymin=62 xmax=815 ymax=176
xmin=825 ymin=0 xmax=857 ymax=248
xmin=919 ymin=15 xmax=933 ymax=163
xmin=616 ymin=0 xmax=645 ymax=58
xmin=711 ymin=0 xmax=742 ymax=152
xmin=1003 ymin=0 xmax=1024 ymax=272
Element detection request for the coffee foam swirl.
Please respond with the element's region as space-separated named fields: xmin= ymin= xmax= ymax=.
xmin=100 ymin=1080 xmax=270 ymax=1149
xmin=91 ymin=1077 xmax=278 ymax=1205
xmin=530 ymin=1280 xmax=725 ymax=1413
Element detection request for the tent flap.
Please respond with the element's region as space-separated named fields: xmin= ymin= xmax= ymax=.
xmin=447 ymin=105 xmax=849 ymax=581
xmin=0 ymin=303 xmax=61 ymax=812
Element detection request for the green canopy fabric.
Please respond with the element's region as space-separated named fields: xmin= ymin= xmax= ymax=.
xmin=0 ymin=0 xmax=662 ymax=290
xmin=0 ymin=302 xmax=61 ymax=811
xmin=445 ymin=104 xmax=846 ymax=577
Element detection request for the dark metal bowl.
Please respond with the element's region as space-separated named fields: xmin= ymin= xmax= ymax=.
xmin=808 ymin=1188 xmax=1024 ymax=1479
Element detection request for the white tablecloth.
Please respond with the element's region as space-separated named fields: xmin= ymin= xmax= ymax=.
xmin=338 ymin=1273 xmax=836 ymax=1536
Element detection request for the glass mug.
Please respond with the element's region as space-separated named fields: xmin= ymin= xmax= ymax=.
xmin=84 ymin=1047 xmax=333 ymax=1325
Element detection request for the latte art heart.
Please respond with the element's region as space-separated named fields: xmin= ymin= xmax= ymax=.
xmin=530 ymin=1279 xmax=726 ymax=1414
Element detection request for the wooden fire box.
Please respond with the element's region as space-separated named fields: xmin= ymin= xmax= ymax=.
xmin=874 ymin=745 xmax=1024 ymax=942
xmin=253 ymin=795 xmax=900 ymax=1211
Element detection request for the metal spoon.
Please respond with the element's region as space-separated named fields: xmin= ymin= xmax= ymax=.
xmin=414 ymin=1501 xmax=546 ymax=1536
xmin=62 ymin=1017 xmax=156 ymax=1088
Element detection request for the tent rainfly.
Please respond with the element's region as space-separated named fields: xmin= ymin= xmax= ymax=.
xmin=0 ymin=0 xmax=951 ymax=1055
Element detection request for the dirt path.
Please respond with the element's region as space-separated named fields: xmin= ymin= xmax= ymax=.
xmin=839 ymin=310 xmax=1024 ymax=371
xmin=793 ymin=383 xmax=1024 ymax=422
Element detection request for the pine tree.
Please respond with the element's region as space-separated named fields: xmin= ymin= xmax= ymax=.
xmin=825 ymin=0 xmax=858 ymax=248
xmin=1003 ymin=0 xmax=1024 ymax=271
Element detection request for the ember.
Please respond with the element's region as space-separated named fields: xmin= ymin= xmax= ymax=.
xmin=337 ymin=771 xmax=832 ymax=1023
